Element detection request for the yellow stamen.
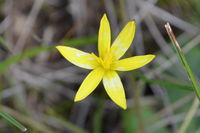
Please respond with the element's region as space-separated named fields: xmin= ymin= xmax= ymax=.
xmin=91 ymin=52 xmax=114 ymax=70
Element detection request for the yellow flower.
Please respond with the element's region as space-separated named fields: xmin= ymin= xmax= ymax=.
xmin=56 ymin=14 xmax=155 ymax=109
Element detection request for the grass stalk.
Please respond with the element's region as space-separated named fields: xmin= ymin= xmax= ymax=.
xmin=165 ymin=23 xmax=199 ymax=133
xmin=165 ymin=23 xmax=200 ymax=99
xmin=0 ymin=105 xmax=58 ymax=133
xmin=0 ymin=110 xmax=27 ymax=132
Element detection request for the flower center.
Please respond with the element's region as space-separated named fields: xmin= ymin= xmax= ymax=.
xmin=92 ymin=52 xmax=114 ymax=70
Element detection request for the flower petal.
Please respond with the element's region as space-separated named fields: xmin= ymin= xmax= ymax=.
xmin=56 ymin=46 xmax=98 ymax=69
xmin=111 ymin=55 xmax=155 ymax=71
xmin=111 ymin=21 xmax=136 ymax=60
xmin=74 ymin=67 xmax=104 ymax=101
xmin=103 ymin=71 xmax=127 ymax=109
xmin=98 ymin=14 xmax=111 ymax=59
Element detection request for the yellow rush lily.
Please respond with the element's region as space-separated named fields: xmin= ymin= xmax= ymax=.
xmin=56 ymin=14 xmax=155 ymax=109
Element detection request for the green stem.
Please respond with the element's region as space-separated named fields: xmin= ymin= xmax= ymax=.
xmin=165 ymin=23 xmax=200 ymax=100
xmin=165 ymin=23 xmax=200 ymax=133
xmin=93 ymin=95 xmax=104 ymax=133
xmin=131 ymin=75 xmax=146 ymax=133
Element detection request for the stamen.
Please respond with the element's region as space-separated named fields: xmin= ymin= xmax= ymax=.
xmin=91 ymin=52 xmax=114 ymax=70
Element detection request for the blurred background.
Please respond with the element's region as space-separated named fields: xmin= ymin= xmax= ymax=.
xmin=0 ymin=0 xmax=200 ymax=133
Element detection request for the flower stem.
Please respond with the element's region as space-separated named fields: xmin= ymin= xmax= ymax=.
xmin=131 ymin=75 xmax=146 ymax=133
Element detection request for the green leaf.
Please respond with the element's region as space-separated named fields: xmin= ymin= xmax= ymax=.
xmin=0 ymin=111 xmax=27 ymax=132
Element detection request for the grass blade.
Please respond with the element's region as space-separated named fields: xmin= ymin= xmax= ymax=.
xmin=0 ymin=46 xmax=52 ymax=72
xmin=165 ymin=23 xmax=200 ymax=100
xmin=61 ymin=35 xmax=97 ymax=47
xmin=132 ymin=71 xmax=193 ymax=91
xmin=0 ymin=36 xmax=97 ymax=73
xmin=0 ymin=111 xmax=27 ymax=132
